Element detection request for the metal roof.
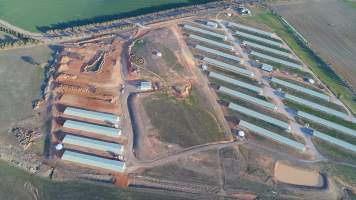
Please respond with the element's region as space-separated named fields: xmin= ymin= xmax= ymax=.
xmin=243 ymin=41 xmax=292 ymax=58
xmin=203 ymin=57 xmax=254 ymax=78
xmin=227 ymin=21 xmax=275 ymax=38
xmin=261 ymin=63 xmax=273 ymax=72
xmin=284 ymin=93 xmax=348 ymax=119
xmin=250 ymin=51 xmax=302 ymax=70
xmin=239 ymin=120 xmax=305 ymax=151
xmin=62 ymin=135 xmax=124 ymax=155
xmin=209 ymin=71 xmax=262 ymax=94
xmin=63 ymin=120 xmax=121 ymax=138
xmin=62 ymin=150 xmax=125 ymax=172
xmin=64 ymin=107 xmax=119 ymax=125
xmin=219 ymin=86 xmax=277 ymax=110
xmin=271 ymin=77 xmax=330 ymax=101
xmin=196 ymin=45 xmax=241 ymax=62
xmin=183 ymin=24 xmax=227 ymax=40
xmin=313 ymin=130 xmax=356 ymax=153
xmin=206 ymin=21 xmax=218 ymax=28
xmin=189 ymin=34 xmax=233 ymax=50
xmin=229 ymin=103 xmax=290 ymax=130
xmin=234 ymin=30 xmax=283 ymax=47
xmin=297 ymin=111 xmax=356 ymax=138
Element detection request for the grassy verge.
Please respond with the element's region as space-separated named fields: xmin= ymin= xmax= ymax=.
xmin=325 ymin=164 xmax=356 ymax=187
xmin=270 ymin=82 xmax=346 ymax=112
xmin=312 ymin=138 xmax=356 ymax=165
xmin=296 ymin=117 xmax=356 ymax=145
xmin=143 ymin=90 xmax=224 ymax=148
xmin=284 ymin=100 xmax=355 ymax=129
xmin=248 ymin=6 xmax=356 ymax=114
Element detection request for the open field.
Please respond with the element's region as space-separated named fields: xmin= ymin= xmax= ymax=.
xmin=0 ymin=0 xmax=213 ymax=32
xmin=269 ymin=0 xmax=356 ymax=114
xmin=0 ymin=160 xmax=194 ymax=200
xmin=0 ymin=45 xmax=54 ymax=136
xmin=142 ymin=91 xmax=224 ymax=148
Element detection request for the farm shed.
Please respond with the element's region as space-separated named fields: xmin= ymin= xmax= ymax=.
xmin=312 ymin=130 xmax=356 ymax=153
xmin=261 ymin=63 xmax=273 ymax=72
xmin=209 ymin=71 xmax=262 ymax=94
xmin=61 ymin=150 xmax=125 ymax=173
xmin=183 ymin=24 xmax=227 ymax=40
xmin=229 ymin=103 xmax=290 ymax=131
xmin=138 ymin=81 xmax=152 ymax=91
xmin=62 ymin=134 xmax=124 ymax=155
xmin=64 ymin=107 xmax=119 ymax=125
xmin=239 ymin=120 xmax=305 ymax=151
xmin=206 ymin=21 xmax=218 ymax=28
xmin=189 ymin=34 xmax=234 ymax=50
xmin=218 ymin=86 xmax=277 ymax=110
xmin=284 ymin=93 xmax=348 ymax=119
xmin=195 ymin=45 xmax=241 ymax=62
xmin=203 ymin=57 xmax=254 ymax=78
xmin=297 ymin=111 xmax=356 ymax=138
xmin=234 ymin=30 xmax=283 ymax=47
xmin=63 ymin=120 xmax=121 ymax=138
xmin=243 ymin=41 xmax=292 ymax=58
xmin=227 ymin=21 xmax=275 ymax=38
xmin=271 ymin=77 xmax=330 ymax=101
xmin=250 ymin=51 xmax=302 ymax=70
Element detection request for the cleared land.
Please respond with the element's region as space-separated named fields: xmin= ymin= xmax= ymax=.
xmin=0 ymin=0 xmax=211 ymax=32
xmin=274 ymin=161 xmax=324 ymax=187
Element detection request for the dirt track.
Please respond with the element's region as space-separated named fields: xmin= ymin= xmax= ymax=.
xmin=270 ymin=0 xmax=356 ymax=89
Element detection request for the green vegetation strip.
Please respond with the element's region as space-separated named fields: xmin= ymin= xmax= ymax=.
xmin=249 ymin=7 xmax=356 ymax=114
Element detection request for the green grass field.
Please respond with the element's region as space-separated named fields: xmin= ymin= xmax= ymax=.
xmin=0 ymin=0 xmax=212 ymax=32
xmin=143 ymin=90 xmax=224 ymax=148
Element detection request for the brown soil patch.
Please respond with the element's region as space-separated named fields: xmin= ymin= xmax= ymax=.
xmin=274 ymin=161 xmax=323 ymax=187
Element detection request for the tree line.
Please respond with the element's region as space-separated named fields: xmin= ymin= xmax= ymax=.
xmin=0 ymin=26 xmax=40 ymax=49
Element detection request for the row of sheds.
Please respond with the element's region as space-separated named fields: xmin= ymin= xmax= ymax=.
xmin=60 ymin=106 xmax=125 ymax=173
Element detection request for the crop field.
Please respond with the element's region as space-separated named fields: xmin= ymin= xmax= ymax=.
xmin=0 ymin=45 xmax=55 ymax=137
xmin=0 ymin=0 xmax=213 ymax=32
xmin=270 ymin=0 xmax=356 ymax=89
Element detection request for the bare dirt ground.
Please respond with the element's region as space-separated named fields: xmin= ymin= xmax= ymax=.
xmin=274 ymin=160 xmax=324 ymax=187
xmin=270 ymin=0 xmax=356 ymax=89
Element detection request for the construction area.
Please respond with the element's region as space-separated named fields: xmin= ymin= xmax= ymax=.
xmin=3 ymin=3 xmax=356 ymax=200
